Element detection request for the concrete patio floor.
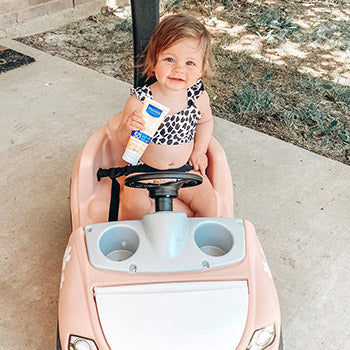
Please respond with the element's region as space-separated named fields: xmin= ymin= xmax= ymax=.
xmin=0 ymin=38 xmax=349 ymax=349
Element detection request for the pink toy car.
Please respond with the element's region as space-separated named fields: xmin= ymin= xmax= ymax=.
xmin=57 ymin=110 xmax=282 ymax=350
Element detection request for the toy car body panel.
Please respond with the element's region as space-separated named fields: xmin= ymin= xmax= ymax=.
xmin=58 ymin=112 xmax=281 ymax=349
xmin=58 ymin=220 xmax=281 ymax=349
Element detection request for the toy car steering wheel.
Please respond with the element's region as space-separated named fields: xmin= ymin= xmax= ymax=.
xmin=124 ymin=172 xmax=203 ymax=212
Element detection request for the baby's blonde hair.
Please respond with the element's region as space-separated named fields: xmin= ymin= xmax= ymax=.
xmin=142 ymin=14 xmax=213 ymax=80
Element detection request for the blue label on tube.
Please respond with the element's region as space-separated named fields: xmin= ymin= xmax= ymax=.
xmin=131 ymin=130 xmax=152 ymax=144
xmin=146 ymin=104 xmax=162 ymax=118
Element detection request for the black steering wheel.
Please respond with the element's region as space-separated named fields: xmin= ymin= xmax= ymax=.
xmin=124 ymin=171 xmax=203 ymax=211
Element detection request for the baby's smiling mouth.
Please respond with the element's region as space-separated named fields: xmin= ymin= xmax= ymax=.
xmin=168 ymin=77 xmax=185 ymax=82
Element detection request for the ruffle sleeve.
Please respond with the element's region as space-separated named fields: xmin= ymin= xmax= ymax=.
xmin=187 ymin=79 xmax=205 ymax=106
xmin=130 ymin=85 xmax=152 ymax=102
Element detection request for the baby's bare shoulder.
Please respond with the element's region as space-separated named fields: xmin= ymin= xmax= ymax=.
xmin=124 ymin=94 xmax=143 ymax=112
xmin=195 ymin=91 xmax=213 ymax=120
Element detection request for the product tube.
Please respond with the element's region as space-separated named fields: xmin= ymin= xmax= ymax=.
xmin=122 ymin=97 xmax=170 ymax=165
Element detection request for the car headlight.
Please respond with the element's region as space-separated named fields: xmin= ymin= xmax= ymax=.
xmin=247 ymin=324 xmax=276 ymax=350
xmin=69 ymin=335 xmax=98 ymax=350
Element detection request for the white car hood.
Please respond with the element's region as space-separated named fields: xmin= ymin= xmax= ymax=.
xmin=94 ymin=281 xmax=248 ymax=350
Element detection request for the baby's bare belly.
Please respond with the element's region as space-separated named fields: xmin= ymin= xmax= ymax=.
xmin=141 ymin=141 xmax=194 ymax=169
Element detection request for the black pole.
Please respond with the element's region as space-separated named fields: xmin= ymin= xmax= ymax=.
xmin=130 ymin=0 xmax=159 ymax=88
xmin=155 ymin=197 xmax=173 ymax=212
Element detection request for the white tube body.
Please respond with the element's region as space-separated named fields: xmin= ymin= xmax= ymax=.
xmin=122 ymin=98 xmax=170 ymax=165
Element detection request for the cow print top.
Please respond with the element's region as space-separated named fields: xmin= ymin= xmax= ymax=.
xmin=130 ymin=79 xmax=205 ymax=145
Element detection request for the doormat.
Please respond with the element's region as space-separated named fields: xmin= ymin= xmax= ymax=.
xmin=0 ymin=45 xmax=35 ymax=74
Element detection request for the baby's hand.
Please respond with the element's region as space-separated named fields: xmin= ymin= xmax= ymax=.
xmin=189 ymin=150 xmax=208 ymax=176
xmin=125 ymin=110 xmax=145 ymax=134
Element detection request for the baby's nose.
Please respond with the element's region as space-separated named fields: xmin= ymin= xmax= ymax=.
xmin=173 ymin=63 xmax=185 ymax=73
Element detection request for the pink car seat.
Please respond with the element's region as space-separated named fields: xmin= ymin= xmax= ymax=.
xmin=70 ymin=112 xmax=234 ymax=231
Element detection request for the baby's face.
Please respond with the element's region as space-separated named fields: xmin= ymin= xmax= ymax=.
xmin=153 ymin=38 xmax=205 ymax=91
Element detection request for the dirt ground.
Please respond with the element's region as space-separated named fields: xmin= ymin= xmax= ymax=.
xmin=17 ymin=0 xmax=350 ymax=165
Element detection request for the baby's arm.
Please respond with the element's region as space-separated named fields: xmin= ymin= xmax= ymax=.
xmin=190 ymin=91 xmax=214 ymax=175
xmin=116 ymin=95 xmax=145 ymax=146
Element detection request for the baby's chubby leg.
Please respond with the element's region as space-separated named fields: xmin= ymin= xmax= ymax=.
xmin=177 ymin=170 xmax=217 ymax=217
xmin=120 ymin=181 xmax=154 ymax=220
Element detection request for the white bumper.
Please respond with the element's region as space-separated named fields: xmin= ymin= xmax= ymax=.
xmin=95 ymin=281 xmax=248 ymax=350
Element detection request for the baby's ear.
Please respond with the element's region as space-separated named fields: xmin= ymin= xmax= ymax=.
xmin=202 ymin=60 xmax=208 ymax=74
xmin=149 ymin=63 xmax=156 ymax=76
xmin=202 ymin=60 xmax=215 ymax=79
xmin=200 ymin=62 xmax=207 ymax=78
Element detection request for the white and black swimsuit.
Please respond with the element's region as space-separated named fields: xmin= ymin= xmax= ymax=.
xmin=130 ymin=79 xmax=205 ymax=145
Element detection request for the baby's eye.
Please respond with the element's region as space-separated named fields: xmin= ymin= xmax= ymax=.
xmin=164 ymin=57 xmax=174 ymax=63
xmin=186 ymin=61 xmax=195 ymax=66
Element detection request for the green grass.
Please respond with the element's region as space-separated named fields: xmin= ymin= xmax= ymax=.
xmin=230 ymin=75 xmax=274 ymax=115
xmin=246 ymin=10 xmax=301 ymax=41
xmin=297 ymin=73 xmax=350 ymax=113
xmin=280 ymin=102 xmax=350 ymax=144
xmin=309 ymin=21 xmax=350 ymax=51
xmin=163 ymin=0 xmax=181 ymax=10
xmin=118 ymin=18 xmax=132 ymax=32
xmin=245 ymin=7 xmax=349 ymax=52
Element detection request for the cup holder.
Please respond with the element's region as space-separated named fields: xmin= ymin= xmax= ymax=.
xmin=99 ymin=226 xmax=139 ymax=262
xmin=194 ymin=223 xmax=233 ymax=257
